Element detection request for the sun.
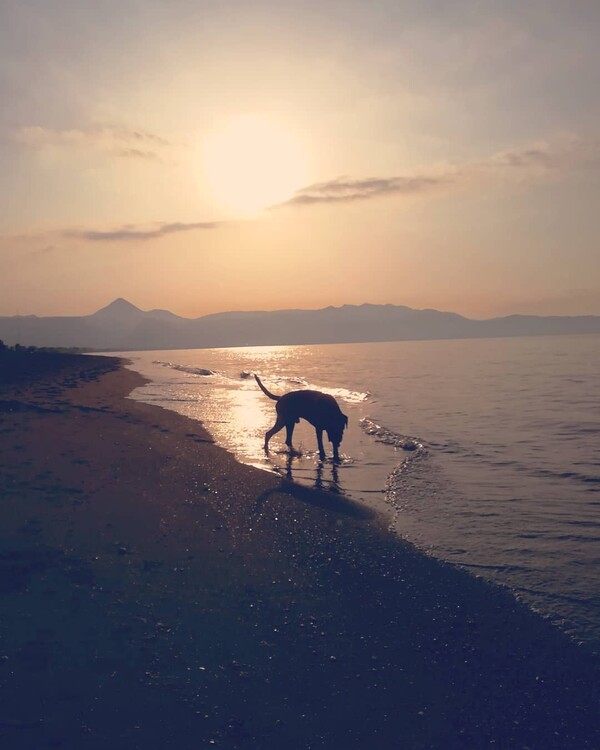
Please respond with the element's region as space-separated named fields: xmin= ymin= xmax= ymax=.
xmin=202 ymin=115 xmax=308 ymax=216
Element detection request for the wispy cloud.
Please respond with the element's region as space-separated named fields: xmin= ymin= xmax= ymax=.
xmin=116 ymin=148 xmax=162 ymax=160
xmin=491 ymin=146 xmax=557 ymax=169
xmin=66 ymin=221 xmax=220 ymax=242
xmin=14 ymin=126 xmax=171 ymax=160
xmin=27 ymin=244 xmax=57 ymax=258
xmin=490 ymin=137 xmax=600 ymax=171
xmin=8 ymin=135 xmax=596 ymax=246
xmin=274 ymin=136 xmax=599 ymax=209
xmin=276 ymin=175 xmax=451 ymax=207
xmin=2 ymin=219 xmax=233 ymax=246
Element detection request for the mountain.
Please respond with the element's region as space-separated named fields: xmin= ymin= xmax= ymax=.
xmin=91 ymin=298 xmax=146 ymax=320
xmin=0 ymin=300 xmax=599 ymax=351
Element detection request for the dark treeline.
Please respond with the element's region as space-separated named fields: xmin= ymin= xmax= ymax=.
xmin=0 ymin=340 xmax=87 ymax=355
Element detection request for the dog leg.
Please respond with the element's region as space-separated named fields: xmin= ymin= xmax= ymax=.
xmin=285 ymin=422 xmax=297 ymax=454
xmin=265 ymin=417 xmax=285 ymax=454
xmin=316 ymin=428 xmax=326 ymax=460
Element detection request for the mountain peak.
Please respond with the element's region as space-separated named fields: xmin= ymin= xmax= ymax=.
xmin=91 ymin=298 xmax=144 ymax=318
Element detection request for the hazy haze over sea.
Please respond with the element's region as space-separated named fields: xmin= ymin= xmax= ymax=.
xmin=117 ymin=334 xmax=600 ymax=648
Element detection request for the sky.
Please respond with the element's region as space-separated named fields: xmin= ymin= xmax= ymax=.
xmin=1 ymin=0 xmax=599 ymax=319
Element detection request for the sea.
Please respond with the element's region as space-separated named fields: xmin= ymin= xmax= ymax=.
xmin=114 ymin=335 xmax=600 ymax=649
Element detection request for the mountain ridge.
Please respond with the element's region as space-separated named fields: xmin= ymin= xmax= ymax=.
xmin=1 ymin=299 xmax=599 ymax=351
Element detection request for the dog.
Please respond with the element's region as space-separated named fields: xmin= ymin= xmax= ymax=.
xmin=255 ymin=374 xmax=348 ymax=462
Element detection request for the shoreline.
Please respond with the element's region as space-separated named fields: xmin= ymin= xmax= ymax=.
xmin=1 ymin=352 xmax=599 ymax=749
xmin=121 ymin=353 xmax=400 ymax=517
xmin=123 ymin=348 xmax=600 ymax=649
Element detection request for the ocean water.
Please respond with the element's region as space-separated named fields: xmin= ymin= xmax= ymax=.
xmin=117 ymin=335 xmax=600 ymax=648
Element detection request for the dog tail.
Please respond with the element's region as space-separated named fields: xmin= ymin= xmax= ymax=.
xmin=254 ymin=374 xmax=280 ymax=401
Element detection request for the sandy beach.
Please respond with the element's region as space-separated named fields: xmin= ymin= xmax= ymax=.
xmin=1 ymin=352 xmax=599 ymax=750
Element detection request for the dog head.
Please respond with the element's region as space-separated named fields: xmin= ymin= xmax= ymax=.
xmin=327 ymin=412 xmax=348 ymax=449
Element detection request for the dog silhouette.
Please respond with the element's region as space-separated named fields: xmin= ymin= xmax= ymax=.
xmin=255 ymin=374 xmax=348 ymax=462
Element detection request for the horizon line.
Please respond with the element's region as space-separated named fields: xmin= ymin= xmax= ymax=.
xmin=2 ymin=297 xmax=600 ymax=322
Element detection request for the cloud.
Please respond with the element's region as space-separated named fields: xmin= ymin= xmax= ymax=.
xmin=27 ymin=245 xmax=57 ymax=257
xmin=116 ymin=148 xmax=162 ymax=160
xmin=65 ymin=221 xmax=220 ymax=242
xmin=276 ymin=175 xmax=451 ymax=207
xmin=2 ymin=218 xmax=235 ymax=246
xmin=15 ymin=126 xmax=171 ymax=160
xmin=273 ymin=136 xmax=599 ymax=210
xmin=488 ymin=136 xmax=600 ymax=172
xmin=9 ymin=133 xmax=597 ymax=245
xmin=491 ymin=146 xmax=557 ymax=169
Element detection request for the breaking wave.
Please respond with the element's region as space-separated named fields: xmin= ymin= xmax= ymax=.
xmin=153 ymin=361 xmax=215 ymax=376
xmin=262 ymin=374 xmax=370 ymax=405
xmin=360 ymin=418 xmax=428 ymax=518
xmin=360 ymin=418 xmax=424 ymax=452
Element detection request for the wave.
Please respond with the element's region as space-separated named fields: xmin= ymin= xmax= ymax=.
xmin=360 ymin=418 xmax=424 ymax=452
xmin=426 ymin=436 xmax=600 ymax=490
xmin=265 ymin=374 xmax=370 ymax=404
xmin=144 ymin=396 xmax=200 ymax=403
xmin=531 ymin=468 xmax=600 ymax=485
xmin=358 ymin=419 xmax=428 ymax=519
xmin=150 ymin=362 xmax=370 ymax=406
xmin=153 ymin=360 xmax=215 ymax=376
xmin=319 ymin=385 xmax=371 ymax=404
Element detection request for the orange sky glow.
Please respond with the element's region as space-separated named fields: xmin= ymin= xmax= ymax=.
xmin=1 ymin=1 xmax=600 ymax=319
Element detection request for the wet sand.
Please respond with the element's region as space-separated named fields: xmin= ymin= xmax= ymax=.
xmin=1 ymin=352 xmax=599 ymax=750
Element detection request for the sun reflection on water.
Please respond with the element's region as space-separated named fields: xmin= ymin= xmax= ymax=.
xmin=217 ymin=344 xmax=309 ymax=368
xmin=126 ymin=346 xmax=389 ymax=511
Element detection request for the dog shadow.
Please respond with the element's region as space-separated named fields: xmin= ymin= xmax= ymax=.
xmin=255 ymin=455 xmax=374 ymax=520
xmin=278 ymin=453 xmax=341 ymax=490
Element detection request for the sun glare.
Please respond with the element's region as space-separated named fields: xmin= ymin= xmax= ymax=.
xmin=203 ymin=115 xmax=308 ymax=215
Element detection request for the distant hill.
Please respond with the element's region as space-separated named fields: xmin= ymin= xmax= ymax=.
xmin=1 ymin=299 xmax=599 ymax=351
